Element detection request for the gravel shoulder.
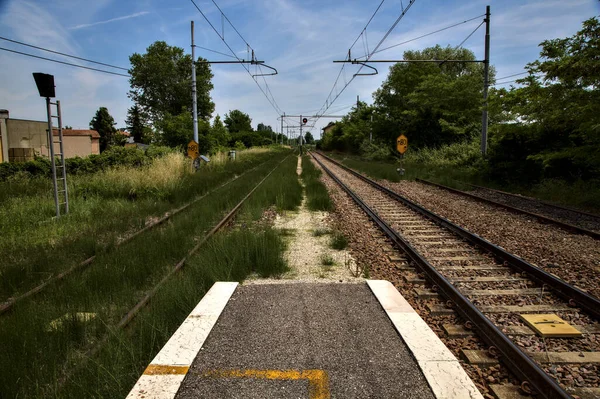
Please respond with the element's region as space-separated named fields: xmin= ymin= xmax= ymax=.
xmin=246 ymin=156 xmax=362 ymax=284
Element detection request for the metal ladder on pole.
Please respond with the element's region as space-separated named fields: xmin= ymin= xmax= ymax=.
xmin=46 ymin=98 xmax=69 ymax=217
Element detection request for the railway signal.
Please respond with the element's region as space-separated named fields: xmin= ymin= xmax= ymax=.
xmin=302 ymin=117 xmax=308 ymax=124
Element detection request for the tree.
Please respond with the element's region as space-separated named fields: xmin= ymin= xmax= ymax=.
xmin=487 ymin=17 xmax=600 ymax=182
xmin=304 ymin=131 xmax=314 ymax=144
xmin=64 ymin=125 xmax=72 ymax=130
xmin=126 ymin=104 xmax=146 ymax=143
xmin=373 ymin=45 xmax=490 ymax=149
xmin=208 ymin=114 xmax=231 ymax=149
xmin=128 ymin=41 xmax=214 ymax=126
xmin=256 ymin=123 xmax=272 ymax=132
xmin=224 ymin=110 xmax=252 ymax=133
xmin=156 ymin=110 xmax=210 ymax=149
xmin=90 ymin=107 xmax=118 ymax=152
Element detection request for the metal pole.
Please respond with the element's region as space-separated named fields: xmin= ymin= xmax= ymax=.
xmin=46 ymin=97 xmax=60 ymax=218
xmin=281 ymin=113 xmax=284 ymax=145
xmin=191 ymin=21 xmax=199 ymax=143
xmin=481 ymin=5 xmax=490 ymax=156
xmin=299 ymin=115 xmax=303 ymax=155
xmin=370 ymin=114 xmax=373 ymax=143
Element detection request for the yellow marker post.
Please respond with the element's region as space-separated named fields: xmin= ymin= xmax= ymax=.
xmin=396 ymin=134 xmax=408 ymax=155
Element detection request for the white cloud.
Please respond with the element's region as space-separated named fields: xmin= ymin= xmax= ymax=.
xmin=68 ymin=11 xmax=150 ymax=30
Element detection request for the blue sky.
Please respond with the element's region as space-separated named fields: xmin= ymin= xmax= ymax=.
xmin=0 ymin=0 xmax=598 ymax=139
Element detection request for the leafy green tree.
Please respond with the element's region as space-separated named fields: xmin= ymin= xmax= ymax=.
xmin=488 ymin=17 xmax=600 ymax=182
xmin=373 ymin=45 xmax=490 ymax=149
xmin=126 ymin=104 xmax=146 ymax=143
xmin=156 ymin=110 xmax=210 ymax=150
xmin=304 ymin=131 xmax=314 ymax=144
xmin=208 ymin=114 xmax=231 ymax=148
xmin=128 ymin=41 xmax=214 ymax=126
xmin=90 ymin=107 xmax=118 ymax=152
xmin=256 ymin=123 xmax=272 ymax=132
xmin=224 ymin=110 xmax=252 ymax=133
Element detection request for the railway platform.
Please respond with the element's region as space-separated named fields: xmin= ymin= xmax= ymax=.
xmin=127 ymin=280 xmax=482 ymax=399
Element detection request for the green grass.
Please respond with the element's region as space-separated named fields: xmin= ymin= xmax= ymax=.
xmin=302 ymin=155 xmax=333 ymax=211
xmin=236 ymin=155 xmax=303 ymax=222
xmin=0 ymin=149 xmax=299 ymax=398
xmin=0 ymin=148 xmax=287 ymax=302
xmin=312 ymin=228 xmax=331 ymax=237
xmin=330 ymin=231 xmax=348 ymax=250
xmin=321 ymin=254 xmax=335 ymax=266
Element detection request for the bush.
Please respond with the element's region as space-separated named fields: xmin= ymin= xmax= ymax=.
xmin=359 ymin=140 xmax=392 ymax=161
xmin=0 ymin=146 xmax=178 ymax=181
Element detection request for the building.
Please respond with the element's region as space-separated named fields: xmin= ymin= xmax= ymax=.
xmin=322 ymin=122 xmax=336 ymax=137
xmin=0 ymin=110 xmax=100 ymax=162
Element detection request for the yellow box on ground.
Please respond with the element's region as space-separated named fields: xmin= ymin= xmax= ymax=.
xmin=519 ymin=314 xmax=582 ymax=337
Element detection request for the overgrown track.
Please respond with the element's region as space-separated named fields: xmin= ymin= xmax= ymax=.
xmin=415 ymin=178 xmax=600 ymax=240
xmin=312 ymin=151 xmax=600 ymax=399
xmin=0 ymin=161 xmax=267 ymax=316
xmin=53 ymin=154 xmax=291 ymax=392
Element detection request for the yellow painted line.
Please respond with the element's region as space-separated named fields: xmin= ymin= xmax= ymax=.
xmin=143 ymin=364 xmax=190 ymax=375
xmin=201 ymin=369 xmax=330 ymax=399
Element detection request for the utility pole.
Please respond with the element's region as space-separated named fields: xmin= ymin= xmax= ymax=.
xmin=281 ymin=113 xmax=284 ymax=145
xmin=357 ymin=95 xmax=359 ymax=108
xmin=191 ymin=21 xmax=198 ymax=143
xmin=370 ymin=114 xmax=373 ymax=143
xmin=481 ymin=5 xmax=490 ymax=156
xmin=299 ymin=115 xmax=303 ymax=155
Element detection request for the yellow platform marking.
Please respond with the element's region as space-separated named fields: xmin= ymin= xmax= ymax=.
xmin=143 ymin=364 xmax=190 ymax=375
xmin=520 ymin=314 xmax=582 ymax=337
xmin=201 ymin=369 xmax=330 ymax=399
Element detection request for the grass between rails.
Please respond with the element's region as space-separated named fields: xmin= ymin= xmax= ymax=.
xmin=0 ymin=150 xmax=300 ymax=398
xmin=0 ymin=148 xmax=286 ymax=302
xmin=326 ymin=151 xmax=600 ymax=212
xmin=302 ymin=154 xmax=333 ymax=211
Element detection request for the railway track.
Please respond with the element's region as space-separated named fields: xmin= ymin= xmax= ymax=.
xmin=0 ymin=159 xmax=269 ymax=316
xmin=312 ymin=152 xmax=600 ymax=399
xmin=50 ymin=154 xmax=291 ymax=394
xmin=415 ymin=178 xmax=600 ymax=240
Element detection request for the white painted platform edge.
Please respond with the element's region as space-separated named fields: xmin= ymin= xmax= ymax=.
xmin=367 ymin=279 xmax=484 ymax=399
xmin=126 ymin=281 xmax=238 ymax=399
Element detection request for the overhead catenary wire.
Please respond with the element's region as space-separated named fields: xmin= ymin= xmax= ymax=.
xmin=0 ymin=35 xmax=129 ymax=71
xmin=357 ymin=14 xmax=485 ymax=59
xmin=0 ymin=46 xmax=130 ymax=77
xmin=189 ymin=0 xmax=284 ymax=116
xmin=314 ymin=0 xmax=418 ymax=126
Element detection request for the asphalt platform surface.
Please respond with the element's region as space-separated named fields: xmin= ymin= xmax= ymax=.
xmin=175 ymin=282 xmax=435 ymax=399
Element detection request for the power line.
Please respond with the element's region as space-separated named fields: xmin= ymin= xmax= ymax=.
xmin=189 ymin=0 xmax=284 ymax=116
xmin=0 ymin=35 xmax=129 ymax=71
xmin=314 ymin=0 xmax=418 ymax=124
xmin=195 ymin=45 xmax=236 ymax=59
xmin=0 ymin=46 xmax=130 ymax=77
xmin=349 ymin=0 xmax=386 ymax=50
xmin=358 ymin=14 xmax=485 ymax=59
xmin=496 ymin=71 xmax=529 ymax=80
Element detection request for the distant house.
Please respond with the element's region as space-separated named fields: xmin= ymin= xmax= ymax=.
xmin=0 ymin=109 xmax=99 ymax=163
xmin=322 ymin=122 xmax=336 ymax=136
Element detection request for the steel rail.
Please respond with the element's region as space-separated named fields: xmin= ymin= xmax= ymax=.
xmin=54 ymin=154 xmax=291 ymax=392
xmin=311 ymin=151 xmax=590 ymax=399
xmin=463 ymin=181 xmax=600 ymax=220
xmin=318 ymin=152 xmax=600 ymax=319
xmin=415 ymin=178 xmax=600 ymax=240
xmin=0 ymin=160 xmax=268 ymax=315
